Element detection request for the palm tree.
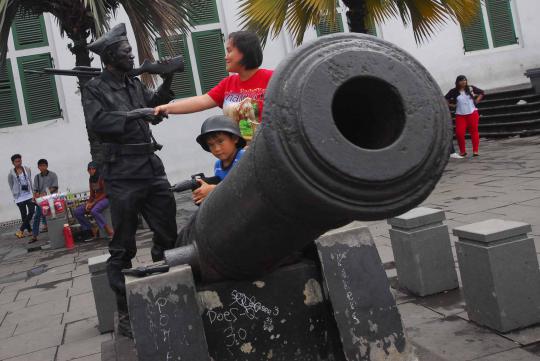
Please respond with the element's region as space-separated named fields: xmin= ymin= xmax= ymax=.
xmin=0 ymin=0 xmax=194 ymax=162
xmin=239 ymin=0 xmax=481 ymax=45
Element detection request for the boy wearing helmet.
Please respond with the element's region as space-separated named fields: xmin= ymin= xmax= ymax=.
xmin=192 ymin=115 xmax=246 ymax=204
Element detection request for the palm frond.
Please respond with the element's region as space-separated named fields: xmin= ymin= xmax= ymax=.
xmin=0 ymin=0 xmax=20 ymax=65
xmin=239 ymin=0 xmax=481 ymax=45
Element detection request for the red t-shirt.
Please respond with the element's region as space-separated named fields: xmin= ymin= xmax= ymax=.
xmin=207 ymin=69 xmax=273 ymax=122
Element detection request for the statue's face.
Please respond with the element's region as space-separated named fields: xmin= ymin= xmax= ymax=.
xmin=112 ymin=41 xmax=135 ymax=72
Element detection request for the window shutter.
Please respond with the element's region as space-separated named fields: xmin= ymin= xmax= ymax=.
xmin=460 ymin=2 xmax=489 ymax=52
xmin=17 ymin=53 xmax=61 ymax=124
xmin=366 ymin=20 xmax=378 ymax=37
xmin=0 ymin=59 xmax=21 ymax=128
xmin=187 ymin=0 xmax=219 ymax=25
xmin=156 ymin=35 xmax=197 ymax=99
xmin=316 ymin=14 xmax=344 ymax=37
xmin=486 ymin=0 xmax=517 ymax=47
xmin=12 ymin=8 xmax=48 ymax=50
xmin=191 ymin=30 xmax=227 ymax=93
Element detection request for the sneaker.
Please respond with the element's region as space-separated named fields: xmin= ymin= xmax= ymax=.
xmin=473 ymin=153 xmax=480 ymax=157
xmin=450 ymin=153 xmax=463 ymax=159
xmin=15 ymin=230 xmax=24 ymax=238
xmin=459 ymin=152 xmax=468 ymax=157
xmin=28 ymin=236 xmax=38 ymax=244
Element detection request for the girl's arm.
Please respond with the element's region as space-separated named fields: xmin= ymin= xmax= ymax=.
xmin=154 ymin=94 xmax=217 ymax=116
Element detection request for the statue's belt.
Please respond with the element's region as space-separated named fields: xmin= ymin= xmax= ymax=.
xmin=103 ymin=143 xmax=155 ymax=156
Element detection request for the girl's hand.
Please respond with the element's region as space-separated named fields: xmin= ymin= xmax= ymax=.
xmin=154 ymin=105 xmax=169 ymax=116
xmin=192 ymin=179 xmax=217 ymax=205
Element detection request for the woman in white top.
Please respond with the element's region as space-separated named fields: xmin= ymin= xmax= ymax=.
xmin=445 ymin=75 xmax=485 ymax=157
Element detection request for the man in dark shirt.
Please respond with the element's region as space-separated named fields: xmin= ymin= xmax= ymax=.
xmin=82 ymin=23 xmax=177 ymax=337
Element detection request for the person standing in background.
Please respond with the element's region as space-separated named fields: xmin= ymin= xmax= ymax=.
xmin=30 ymin=159 xmax=59 ymax=243
xmin=445 ymin=75 xmax=485 ymax=157
xmin=7 ymin=154 xmax=35 ymax=239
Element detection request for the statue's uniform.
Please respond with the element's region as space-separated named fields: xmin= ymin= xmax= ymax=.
xmin=82 ymin=69 xmax=177 ymax=312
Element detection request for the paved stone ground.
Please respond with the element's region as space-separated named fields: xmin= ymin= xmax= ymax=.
xmin=0 ymin=136 xmax=539 ymax=361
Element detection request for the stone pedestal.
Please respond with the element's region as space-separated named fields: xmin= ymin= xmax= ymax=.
xmin=121 ymin=227 xmax=416 ymax=361
xmin=126 ymin=265 xmax=211 ymax=361
xmin=89 ymin=254 xmax=117 ymax=333
xmin=453 ymin=219 xmax=540 ymax=332
xmin=45 ymin=214 xmax=67 ymax=249
xmin=388 ymin=207 xmax=458 ymax=296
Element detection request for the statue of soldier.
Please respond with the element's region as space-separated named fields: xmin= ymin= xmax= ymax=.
xmin=82 ymin=23 xmax=177 ymax=337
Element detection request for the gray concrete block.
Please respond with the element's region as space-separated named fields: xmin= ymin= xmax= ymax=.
xmin=126 ymin=265 xmax=211 ymax=361
xmin=387 ymin=206 xmax=446 ymax=229
xmin=316 ymin=226 xmax=416 ymax=361
xmin=388 ymin=208 xmax=458 ymax=296
xmin=454 ymin=219 xmax=540 ymax=332
xmin=88 ymin=254 xmax=116 ymax=333
xmin=46 ymin=216 xmax=68 ymax=249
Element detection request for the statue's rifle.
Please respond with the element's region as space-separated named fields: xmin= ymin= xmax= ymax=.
xmin=24 ymin=56 xmax=184 ymax=78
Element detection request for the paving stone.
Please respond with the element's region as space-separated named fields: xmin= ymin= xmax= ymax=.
xmin=2 ymin=346 xmax=57 ymax=361
xmin=3 ymin=298 xmax=68 ymax=324
xmin=0 ymin=291 xmax=17 ymax=306
xmin=0 ymin=325 xmax=63 ymax=360
xmin=500 ymin=324 xmax=540 ymax=346
xmin=63 ymin=317 xmax=100 ymax=344
xmin=415 ymin=288 xmax=466 ymax=316
xmin=71 ymin=275 xmax=92 ymax=293
xmin=62 ymin=305 xmax=97 ymax=324
xmin=24 ymin=288 xmax=68 ymax=305
xmin=405 ymin=316 xmax=518 ymax=361
xmin=473 ymin=348 xmax=540 ymax=360
xmin=0 ymin=321 xmax=16 ymax=339
xmin=0 ymin=298 xmax=28 ymax=315
xmin=13 ymin=314 xmax=63 ymax=336
xmin=69 ymin=353 xmax=101 ymax=361
xmin=72 ymin=265 xmax=90 ymax=278
xmin=68 ymin=292 xmax=96 ymax=313
xmin=398 ymin=302 xmax=443 ymax=328
xmin=56 ymin=333 xmax=111 ymax=361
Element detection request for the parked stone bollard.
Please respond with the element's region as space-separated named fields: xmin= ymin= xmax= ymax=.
xmin=388 ymin=207 xmax=458 ymax=296
xmin=126 ymin=265 xmax=211 ymax=361
xmin=453 ymin=219 xmax=540 ymax=332
xmin=89 ymin=254 xmax=117 ymax=333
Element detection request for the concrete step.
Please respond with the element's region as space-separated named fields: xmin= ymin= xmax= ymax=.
xmin=479 ymin=100 xmax=540 ymax=116
xmin=479 ymin=92 xmax=540 ymax=107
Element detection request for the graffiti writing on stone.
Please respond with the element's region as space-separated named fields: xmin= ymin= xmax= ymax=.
xmin=203 ymin=289 xmax=280 ymax=351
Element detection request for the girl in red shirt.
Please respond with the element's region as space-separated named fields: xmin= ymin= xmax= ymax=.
xmin=154 ymin=31 xmax=273 ymax=138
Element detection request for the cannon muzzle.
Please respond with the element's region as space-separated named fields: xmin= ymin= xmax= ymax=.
xmin=166 ymin=33 xmax=451 ymax=281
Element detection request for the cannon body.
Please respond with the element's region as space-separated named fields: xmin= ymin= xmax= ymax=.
xmin=166 ymin=33 xmax=450 ymax=281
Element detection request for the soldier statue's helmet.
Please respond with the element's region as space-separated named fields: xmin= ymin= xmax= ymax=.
xmin=196 ymin=115 xmax=247 ymax=152
xmin=87 ymin=23 xmax=129 ymax=56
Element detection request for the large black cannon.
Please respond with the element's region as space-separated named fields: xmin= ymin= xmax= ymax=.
xmin=165 ymin=33 xmax=451 ymax=282
xmin=118 ymin=33 xmax=451 ymax=361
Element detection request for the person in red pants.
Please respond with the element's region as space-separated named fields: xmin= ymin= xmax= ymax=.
xmin=445 ymin=75 xmax=484 ymax=157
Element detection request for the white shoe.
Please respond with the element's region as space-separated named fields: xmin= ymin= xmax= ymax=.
xmin=450 ymin=153 xmax=464 ymax=159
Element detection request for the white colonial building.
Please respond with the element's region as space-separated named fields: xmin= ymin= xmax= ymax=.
xmin=0 ymin=0 xmax=539 ymax=221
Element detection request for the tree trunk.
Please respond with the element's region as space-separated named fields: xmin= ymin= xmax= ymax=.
xmin=69 ymin=34 xmax=103 ymax=165
xmin=342 ymin=0 xmax=367 ymax=33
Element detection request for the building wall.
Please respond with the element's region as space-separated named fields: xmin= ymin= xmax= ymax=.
xmin=0 ymin=0 xmax=538 ymax=222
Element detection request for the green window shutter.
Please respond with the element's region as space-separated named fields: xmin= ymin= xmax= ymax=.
xmin=12 ymin=8 xmax=48 ymax=50
xmin=366 ymin=20 xmax=377 ymax=37
xmin=156 ymin=35 xmax=197 ymax=99
xmin=0 ymin=59 xmax=21 ymax=128
xmin=486 ymin=0 xmax=517 ymax=47
xmin=17 ymin=53 xmax=61 ymax=124
xmin=187 ymin=0 xmax=219 ymax=25
xmin=460 ymin=1 xmax=489 ymax=52
xmin=192 ymin=30 xmax=227 ymax=93
xmin=316 ymin=14 xmax=344 ymax=37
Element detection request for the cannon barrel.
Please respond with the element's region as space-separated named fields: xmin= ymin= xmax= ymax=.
xmin=166 ymin=33 xmax=451 ymax=281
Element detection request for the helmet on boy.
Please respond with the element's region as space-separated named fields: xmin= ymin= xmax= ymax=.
xmin=196 ymin=115 xmax=247 ymax=152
